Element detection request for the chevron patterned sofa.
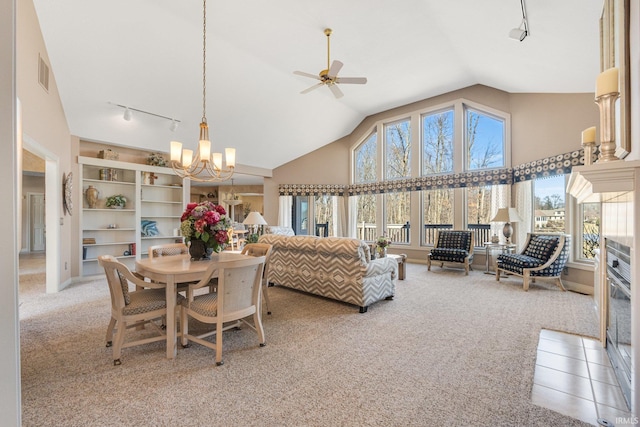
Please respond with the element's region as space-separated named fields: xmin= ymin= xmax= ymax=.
xmin=258 ymin=234 xmax=397 ymax=313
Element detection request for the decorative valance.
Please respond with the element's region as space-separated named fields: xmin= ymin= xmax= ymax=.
xmin=348 ymin=168 xmax=513 ymax=195
xmin=512 ymin=149 xmax=584 ymax=182
xmin=281 ymin=149 xmax=585 ymax=197
xmin=279 ymin=184 xmax=345 ymax=196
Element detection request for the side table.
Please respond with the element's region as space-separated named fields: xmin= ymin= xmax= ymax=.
xmin=387 ymin=253 xmax=407 ymax=280
xmin=483 ymin=242 xmax=516 ymax=275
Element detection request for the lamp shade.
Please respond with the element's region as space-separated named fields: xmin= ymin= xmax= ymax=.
xmin=490 ymin=207 xmax=522 ymax=223
xmin=243 ymin=211 xmax=267 ymax=226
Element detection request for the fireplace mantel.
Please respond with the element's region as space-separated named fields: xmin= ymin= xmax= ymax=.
xmin=568 ymin=159 xmax=640 ymax=203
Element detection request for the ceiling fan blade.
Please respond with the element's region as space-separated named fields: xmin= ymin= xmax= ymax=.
xmin=336 ymin=77 xmax=367 ymax=85
xmin=327 ymin=60 xmax=343 ymax=78
xmin=300 ymin=82 xmax=323 ymax=94
xmin=293 ymin=70 xmax=321 ymax=80
xmin=328 ymin=84 xmax=344 ymax=99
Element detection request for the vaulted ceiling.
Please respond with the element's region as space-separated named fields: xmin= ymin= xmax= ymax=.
xmin=33 ymin=0 xmax=603 ymax=176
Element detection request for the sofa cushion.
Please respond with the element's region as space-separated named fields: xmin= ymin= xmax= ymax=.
xmin=497 ymin=253 xmax=544 ymax=270
xmin=430 ymin=248 xmax=469 ymax=263
xmin=523 ymin=235 xmax=559 ymax=261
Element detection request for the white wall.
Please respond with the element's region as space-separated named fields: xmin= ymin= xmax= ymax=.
xmin=0 ymin=0 xmax=21 ymax=423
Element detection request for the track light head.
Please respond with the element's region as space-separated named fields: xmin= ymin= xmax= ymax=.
xmin=509 ymin=0 xmax=529 ymax=41
xmin=509 ymin=27 xmax=527 ymax=41
xmin=170 ymin=119 xmax=179 ymax=132
xmin=123 ymin=107 xmax=132 ymax=121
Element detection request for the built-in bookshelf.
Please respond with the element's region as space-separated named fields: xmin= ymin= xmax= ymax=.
xmin=79 ymin=156 xmax=189 ymax=276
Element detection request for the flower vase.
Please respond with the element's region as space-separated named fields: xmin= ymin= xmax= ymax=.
xmin=188 ymin=239 xmax=207 ymax=261
xmin=377 ymin=246 xmax=387 ymax=258
xmin=85 ymin=185 xmax=98 ymax=209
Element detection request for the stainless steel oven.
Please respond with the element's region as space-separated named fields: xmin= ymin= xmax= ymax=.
xmin=605 ymin=239 xmax=631 ymax=409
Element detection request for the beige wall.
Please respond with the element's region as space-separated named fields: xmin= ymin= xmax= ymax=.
xmin=17 ymin=0 xmax=73 ymax=287
xmin=510 ymin=93 xmax=599 ymax=165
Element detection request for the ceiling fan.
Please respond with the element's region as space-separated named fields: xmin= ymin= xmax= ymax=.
xmin=293 ymin=28 xmax=367 ymax=99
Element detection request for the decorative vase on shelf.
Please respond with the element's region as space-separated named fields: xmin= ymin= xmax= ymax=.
xmin=85 ymin=185 xmax=98 ymax=209
xmin=188 ymin=239 xmax=207 ymax=261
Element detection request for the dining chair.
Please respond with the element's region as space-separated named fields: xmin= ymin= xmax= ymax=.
xmin=180 ymin=256 xmax=266 ymax=366
xmin=148 ymin=242 xmax=188 ymax=258
xmin=241 ymin=243 xmax=274 ymax=315
xmin=98 ymin=255 xmax=184 ymax=365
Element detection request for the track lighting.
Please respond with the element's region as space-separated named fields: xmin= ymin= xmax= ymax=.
xmin=509 ymin=0 xmax=529 ymax=42
xmin=109 ymin=102 xmax=181 ymax=129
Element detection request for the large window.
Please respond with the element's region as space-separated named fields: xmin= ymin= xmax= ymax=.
xmin=355 ymin=194 xmax=376 ymax=241
xmin=384 ymin=192 xmax=410 ymax=244
xmin=580 ymin=203 xmax=600 ymax=260
xmin=422 ymin=109 xmax=453 ymax=175
xmin=385 ymin=119 xmax=411 ymax=180
xmin=466 ymin=186 xmax=493 ymax=245
xmin=465 ymin=108 xmax=505 ymax=170
xmin=314 ymin=195 xmax=334 ymax=237
xmin=533 ymin=175 xmax=566 ymax=233
xmin=352 ymin=99 xmax=510 ymax=247
xmin=355 ymin=131 xmax=377 ymax=183
xmin=422 ymin=189 xmax=453 ymax=245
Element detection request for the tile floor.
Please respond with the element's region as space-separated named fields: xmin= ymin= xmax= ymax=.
xmin=532 ymin=329 xmax=634 ymax=426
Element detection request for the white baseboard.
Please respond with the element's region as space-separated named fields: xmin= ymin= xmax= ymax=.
xmin=563 ymin=280 xmax=593 ymax=295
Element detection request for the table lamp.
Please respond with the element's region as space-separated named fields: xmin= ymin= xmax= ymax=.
xmin=490 ymin=208 xmax=523 ymax=244
xmin=243 ymin=211 xmax=267 ymax=235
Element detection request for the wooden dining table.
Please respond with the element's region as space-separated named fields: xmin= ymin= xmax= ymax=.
xmin=135 ymin=251 xmax=252 ymax=359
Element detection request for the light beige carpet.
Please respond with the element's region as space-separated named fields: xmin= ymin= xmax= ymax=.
xmin=19 ymin=261 xmax=598 ymax=426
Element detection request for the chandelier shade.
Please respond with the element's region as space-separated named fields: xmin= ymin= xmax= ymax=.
xmin=169 ymin=0 xmax=236 ymax=182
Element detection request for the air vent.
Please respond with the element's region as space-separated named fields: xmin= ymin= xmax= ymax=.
xmin=38 ymin=54 xmax=49 ymax=92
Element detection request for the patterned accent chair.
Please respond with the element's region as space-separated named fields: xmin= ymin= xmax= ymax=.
xmin=495 ymin=233 xmax=570 ymax=291
xmin=427 ymin=230 xmax=475 ymax=275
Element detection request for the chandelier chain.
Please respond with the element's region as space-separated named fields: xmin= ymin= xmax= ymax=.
xmin=202 ymin=0 xmax=207 ymax=122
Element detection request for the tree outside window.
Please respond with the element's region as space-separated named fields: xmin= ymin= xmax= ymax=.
xmin=466 ymin=108 xmax=505 ymax=170
xmin=385 ymin=119 xmax=411 ymax=180
xmin=355 ymin=131 xmax=377 ymax=183
xmin=422 ymin=189 xmax=453 ymax=245
xmin=314 ymin=195 xmax=334 ymax=237
xmin=384 ymin=191 xmax=410 ymax=244
xmin=581 ymin=203 xmax=600 ymax=259
xmin=422 ymin=109 xmax=453 ymax=175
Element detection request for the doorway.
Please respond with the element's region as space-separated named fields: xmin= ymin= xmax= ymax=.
xmin=28 ymin=193 xmax=45 ymax=252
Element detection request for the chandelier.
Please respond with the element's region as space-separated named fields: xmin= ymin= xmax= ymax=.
xmin=169 ymin=0 xmax=235 ymax=182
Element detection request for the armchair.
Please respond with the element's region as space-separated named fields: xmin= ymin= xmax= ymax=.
xmin=495 ymin=233 xmax=570 ymax=291
xmin=427 ymin=230 xmax=474 ymax=275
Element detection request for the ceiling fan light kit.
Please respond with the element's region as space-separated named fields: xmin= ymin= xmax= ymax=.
xmin=293 ymin=28 xmax=367 ymax=99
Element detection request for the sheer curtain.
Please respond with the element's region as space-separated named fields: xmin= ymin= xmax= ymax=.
xmin=347 ymin=195 xmax=358 ymax=238
xmin=333 ymin=196 xmax=346 ymax=237
xmin=514 ymin=180 xmax=532 ymax=252
xmin=278 ymin=196 xmax=292 ymax=227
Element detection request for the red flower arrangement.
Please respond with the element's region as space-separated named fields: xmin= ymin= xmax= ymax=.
xmin=180 ymin=201 xmax=232 ymax=252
